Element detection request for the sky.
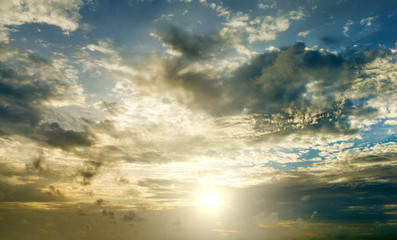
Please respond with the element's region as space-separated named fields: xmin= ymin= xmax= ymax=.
xmin=0 ymin=0 xmax=396 ymax=239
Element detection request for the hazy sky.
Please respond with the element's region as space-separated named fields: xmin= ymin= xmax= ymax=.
xmin=0 ymin=0 xmax=396 ymax=239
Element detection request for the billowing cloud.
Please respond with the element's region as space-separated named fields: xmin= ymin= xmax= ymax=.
xmin=131 ymin=33 xmax=393 ymax=140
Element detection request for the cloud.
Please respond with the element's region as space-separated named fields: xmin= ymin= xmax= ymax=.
xmin=122 ymin=211 xmax=143 ymax=223
xmin=26 ymin=151 xmax=48 ymax=174
xmin=258 ymin=1 xmax=277 ymax=10
xmin=343 ymin=20 xmax=354 ymax=37
xmin=295 ymin=217 xmax=308 ymax=230
xmin=102 ymin=209 xmax=115 ymax=219
xmin=44 ymin=185 xmax=65 ymax=200
xmin=95 ymin=198 xmax=106 ymax=206
xmin=253 ymin=211 xmax=279 ymax=227
xmin=0 ymin=43 xmax=93 ymax=150
xmin=0 ymin=182 xmax=67 ymax=202
xmin=0 ymin=1 xmax=395 ymax=239
xmin=247 ymin=10 xmax=305 ymax=43
xmin=122 ymin=211 xmax=136 ymax=221
xmin=311 ymin=210 xmax=318 ymax=219
xmin=360 ymin=16 xmax=378 ymax=27
xmin=75 ymin=207 xmax=89 ymax=216
xmin=301 ymin=195 xmax=310 ymax=201
xmin=78 ymin=157 xmax=104 ymax=185
xmin=298 ymin=30 xmax=310 ymax=37
xmin=139 ymin=36 xmax=392 ymax=140
xmin=320 ymin=36 xmax=338 ymax=45
xmin=153 ymin=24 xmax=228 ymax=59
xmin=0 ymin=0 xmax=84 ymax=42
xmin=37 ymin=122 xmax=93 ymax=150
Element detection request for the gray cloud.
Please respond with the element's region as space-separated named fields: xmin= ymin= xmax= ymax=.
xmin=122 ymin=211 xmax=137 ymax=222
xmin=102 ymin=209 xmax=115 ymax=219
xmin=78 ymin=157 xmax=104 ymax=185
xmin=145 ymin=30 xmax=392 ymax=138
xmin=26 ymin=151 xmax=48 ymax=174
xmin=44 ymin=185 xmax=65 ymax=200
xmin=0 ymin=43 xmax=94 ymax=150
xmin=0 ymin=182 xmax=67 ymax=202
xmin=95 ymin=198 xmax=106 ymax=206
xmin=320 ymin=36 xmax=339 ymax=45
xmin=155 ymin=24 xmax=228 ymax=59
xmin=237 ymin=156 xmax=397 ymax=225
xmin=37 ymin=123 xmax=93 ymax=150
xmin=0 ymin=162 xmax=13 ymax=177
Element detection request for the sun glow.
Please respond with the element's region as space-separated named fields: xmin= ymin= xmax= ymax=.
xmin=198 ymin=190 xmax=225 ymax=210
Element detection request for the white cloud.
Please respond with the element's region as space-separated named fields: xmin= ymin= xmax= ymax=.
xmin=311 ymin=210 xmax=318 ymax=219
xmin=247 ymin=10 xmax=305 ymax=43
xmin=0 ymin=0 xmax=83 ymax=42
xmin=384 ymin=120 xmax=397 ymax=125
xmin=343 ymin=20 xmax=354 ymax=37
xmin=252 ymin=211 xmax=279 ymax=227
xmin=208 ymin=2 xmax=231 ymax=18
xmin=351 ymin=55 xmax=397 ymax=120
xmin=360 ymin=16 xmax=377 ymax=27
xmin=387 ymin=128 xmax=396 ymax=135
xmin=298 ymin=30 xmax=310 ymax=37
xmin=258 ymin=1 xmax=277 ymax=10
xmin=224 ymin=11 xmax=249 ymax=28
xmin=301 ymin=195 xmax=310 ymax=201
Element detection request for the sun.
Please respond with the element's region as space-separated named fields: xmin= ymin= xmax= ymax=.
xmin=198 ymin=190 xmax=224 ymax=210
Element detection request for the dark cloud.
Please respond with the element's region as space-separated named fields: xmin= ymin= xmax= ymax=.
xmin=102 ymin=209 xmax=115 ymax=219
xmin=320 ymin=36 xmax=338 ymax=45
xmin=137 ymin=178 xmax=174 ymax=187
xmin=342 ymin=45 xmax=391 ymax=65
xmin=155 ymin=24 xmax=227 ymax=59
xmin=0 ymin=182 xmax=66 ymax=202
xmin=0 ymin=44 xmax=61 ymax=125
xmin=95 ymin=198 xmax=106 ymax=206
xmin=122 ymin=211 xmax=137 ymax=222
xmin=78 ymin=157 xmax=104 ymax=185
xmin=233 ymin=155 xmax=397 ymax=227
xmin=75 ymin=207 xmax=89 ymax=216
xmin=118 ymin=177 xmax=129 ymax=184
xmin=147 ymin=30 xmax=392 ymax=138
xmin=78 ymin=168 xmax=98 ymax=186
xmin=26 ymin=151 xmax=49 ymax=174
xmin=347 ymin=152 xmax=397 ymax=165
xmin=37 ymin=122 xmax=93 ymax=150
xmin=227 ymin=43 xmax=387 ymax=118
xmin=0 ymin=43 xmax=94 ymax=150
xmin=44 ymin=185 xmax=65 ymax=200
xmin=0 ymin=162 xmax=13 ymax=177
xmin=0 ymin=66 xmax=49 ymax=127
xmin=0 ymin=186 xmax=13 ymax=200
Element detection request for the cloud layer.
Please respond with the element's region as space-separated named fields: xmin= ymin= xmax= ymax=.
xmin=0 ymin=0 xmax=396 ymax=239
